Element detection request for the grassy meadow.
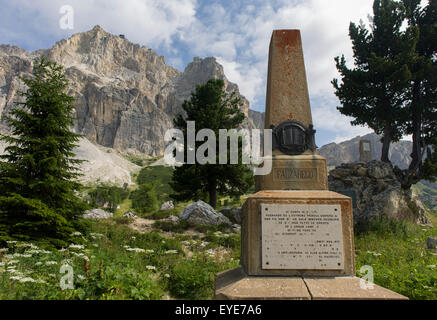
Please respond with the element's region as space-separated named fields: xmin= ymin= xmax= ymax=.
xmin=0 ymin=163 xmax=436 ymax=300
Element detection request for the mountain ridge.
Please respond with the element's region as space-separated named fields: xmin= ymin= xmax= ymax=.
xmin=0 ymin=25 xmax=264 ymax=156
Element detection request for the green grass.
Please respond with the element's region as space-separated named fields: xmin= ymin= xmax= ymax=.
xmin=413 ymin=182 xmax=437 ymax=212
xmin=354 ymin=217 xmax=437 ymax=299
xmin=137 ymin=166 xmax=174 ymax=203
xmin=0 ymin=218 xmax=240 ymax=300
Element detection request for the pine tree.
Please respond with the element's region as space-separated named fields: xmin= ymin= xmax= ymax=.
xmin=332 ymin=0 xmax=414 ymax=163
xmin=0 ymin=56 xmax=87 ymax=246
xmin=397 ymin=0 xmax=437 ymax=188
xmin=333 ymin=0 xmax=437 ymax=188
xmin=170 ymin=79 xmax=254 ymax=209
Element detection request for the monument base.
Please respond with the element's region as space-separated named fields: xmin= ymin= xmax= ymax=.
xmin=242 ymin=190 xmax=355 ymax=277
xmin=255 ymin=153 xmax=328 ymax=192
xmin=215 ymin=267 xmax=408 ymax=300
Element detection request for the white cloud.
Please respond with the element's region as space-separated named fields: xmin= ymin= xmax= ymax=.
xmin=2 ymin=0 xmax=385 ymax=144
xmin=2 ymin=0 xmax=197 ymax=50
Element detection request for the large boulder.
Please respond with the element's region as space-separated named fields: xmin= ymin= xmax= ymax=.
xmin=179 ymin=201 xmax=232 ymax=226
xmin=160 ymin=201 xmax=174 ymax=211
xmin=220 ymin=207 xmax=242 ymax=224
xmin=82 ymin=209 xmax=113 ymax=220
xmin=329 ymin=161 xmax=430 ymax=225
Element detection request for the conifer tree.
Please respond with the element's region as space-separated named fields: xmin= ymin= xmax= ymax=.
xmin=170 ymin=79 xmax=254 ymax=209
xmin=333 ymin=0 xmax=437 ymax=188
xmin=0 ymin=56 xmax=86 ymax=245
xmin=332 ymin=0 xmax=414 ymax=163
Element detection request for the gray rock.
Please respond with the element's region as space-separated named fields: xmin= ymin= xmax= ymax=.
xmin=220 ymin=206 xmax=242 ymax=224
xmin=328 ymin=161 xmax=430 ymax=225
xmin=0 ymin=27 xmax=263 ymax=158
xmin=122 ymin=212 xmax=136 ymax=218
xmin=164 ymin=215 xmax=180 ymax=223
xmin=179 ymin=201 xmax=232 ymax=226
xmin=82 ymin=209 xmax=113 ymax=220
xmin=427 ymin=238 xmax=437 ymax=249
xmin=160 ymin=201 xmax=174 ymax=211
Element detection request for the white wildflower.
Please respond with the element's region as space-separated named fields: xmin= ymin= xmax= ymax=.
xmin=7 ymin=260 xmax=19 ymax=264
xmin=146 ymin=265 xmax=156 ymax=270
xmin=131 ymin=236 xmax=136 ymax=240
xmin=77 ymin=274 xmax=86 ymax=280
xmin=0 ymin=262 xmax=5 ymax=267
xmin=0 ymin=248 xmax=9 ymax=252
xmin=126 ymin=247 xmax=145 ymax=253
xmin=145 ymin=249 xmax=154 ymax=254
xmin=373 ymin=253 xmax=382 ymax=257
xmin=9 ymin=276 xmax=22 ymax=281
xmin=92 ymin=244 xmax=98 ymax=247
xmin=45 ymin=261 xmax=57 ymax=266
xmin=164 ymin=273 xmax=170 ymax=278
xmin=36 ymin=279 xmax=47 ymax=284
xmin=71 ymin=232 xmax=82 ymax=237
xmin=35 ymin=262 xmax=43 ymax=266
xmin=71 ymin=252 xmax=85 ymax=258
xmin=427 ymin=265 xmax=436 ymax=269
xmin=6 ymin=241 xmax=17 ymax=245
xmin=19 ymin=277 xmax=36 ymax=283
xmin=68 ymin=244 xmax=84 ymax=250
xmin=165 ymin=250 xmax=178 ymax=254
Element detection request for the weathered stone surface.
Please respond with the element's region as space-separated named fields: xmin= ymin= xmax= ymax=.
xmin=159 ymin=201 xmax=174 ymax=211
xmin=122 ymin=212 xmax=136 ymax=218
xmin=220 ymin=207 xmax=242 ymax=224
xmin=328 ymin=161 xmax=430 ymax=225
xmin=359 ymin=140 xmax=372 ymax=163
xmin=304 ymin=277 xmax=408 ymax=300
xmin=427 ymin=238 xmax=437 ymax=249
xmin=215 ymin=268 xmax=407 ymax=300
xmin=82 ymin=209 xmax=113 ymax=220
xmin=179 ymin=201 xmax=232 ymax=226
xmin=241 ymin=190 xmax=355 ymax=277
xmin=255 ymin=154 xmax=328 ymax=191
xmin=0 ymin=26 xmax=264 ymax=157
xmin=215 ymin=267 xmax=311 ymax=300
xmin=264 ymin=30 xmax=312 ymax=129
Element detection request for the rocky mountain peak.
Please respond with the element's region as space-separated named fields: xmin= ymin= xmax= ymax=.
xmin=0 ymin=26 xmax=264 ymax=156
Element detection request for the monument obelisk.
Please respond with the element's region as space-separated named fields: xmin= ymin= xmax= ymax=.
xmin=214 ymin=30 xmax=407 ymax=300
xmin=256 ymin=30 xmax=328 ymax=192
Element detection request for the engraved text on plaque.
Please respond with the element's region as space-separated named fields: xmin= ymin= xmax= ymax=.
xmin=261 ymin=203 xmax=344 ymax=270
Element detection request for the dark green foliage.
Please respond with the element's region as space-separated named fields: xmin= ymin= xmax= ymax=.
xmin=87 ymin=184 xmax=129 ymax=213
xmin=333 ymin=0 xmax=412 ymax=163
xmin=170 ymin=79 xmax=254 ymax=209
xmin=137 ymin=165 xmax=174 ymax=202
xmin=165 ymin=257 xmax=220 ymax=299
xmin=130 ymin=183 xmax=159 ymax=215
xmin=333 ymin=0 xmax=437 ymax=188
xmin=0 ymin=56 xmax=86 ymax=246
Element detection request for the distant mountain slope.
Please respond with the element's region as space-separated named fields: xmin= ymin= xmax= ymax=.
xmin=318 ymin=133 xmax=412 ymax=169
xmin=0 ymin=25 xmax=264 ymax=157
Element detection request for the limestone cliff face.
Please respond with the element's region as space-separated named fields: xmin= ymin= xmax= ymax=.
xmin=0 ymin=26 xmax=264 ymax=156
xmin=318 ymin=133 xmax=413 ymax=170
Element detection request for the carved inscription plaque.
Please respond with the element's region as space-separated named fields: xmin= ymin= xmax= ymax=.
xmin=274 ymin=167 xmax=317 ymax=181
xmin=261 ymin=203 xmax=344 ymax=270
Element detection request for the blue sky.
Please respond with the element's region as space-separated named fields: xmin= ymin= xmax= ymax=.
xmin=0 ymin=0 xmax=385 ymax=146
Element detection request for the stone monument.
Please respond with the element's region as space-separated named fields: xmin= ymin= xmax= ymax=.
xmin=215 ymin=30 xmax=407 ymax=300
xmin=359 ymin=140 xmax=372 ymax=162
